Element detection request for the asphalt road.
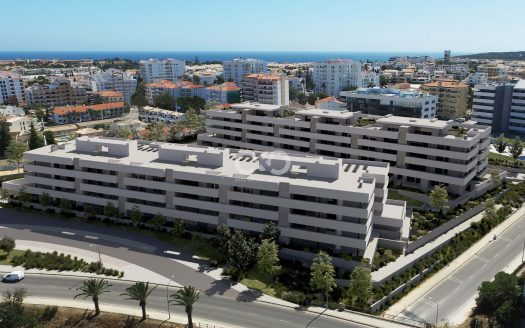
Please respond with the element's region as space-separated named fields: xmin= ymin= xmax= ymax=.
xmin=0 ymin=274 xmax=370 ymax=328
xmin=0 ymin=207 xmax=375 ymax=328
xmin=399 ymin=209 xmax=525 ymax=325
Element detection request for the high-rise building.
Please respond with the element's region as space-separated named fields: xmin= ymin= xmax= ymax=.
xmin=222 ymin=58 xmax=268 ymax=85
xmin=139 ymin=59 xmax=186 ymax=83
xmin=313 ymin=59 xmax=362 ymax=96
xmin=91 ymin=69 xmax=138 ymax=103
xmin=0 ymin=71 xmax=26 ymax=105
xmin=198 ymin=103 xmax=490 ymax=195
xmin=241 ymin=74 xmax=289 ymax=106
xmin=26 ymin=78 xmax=87 ymax=107
xmin=421 ymin=81 xmax=469 ymax=119
xmin=340 ymin=87 xmax=437 ymax=118
xmin=472 ymin=80 xmax=525 ymax=135
xmin=444 ymin=50 xmax=451 ymax=64
xmin=3 ymin=136 xmax=410 ymax=257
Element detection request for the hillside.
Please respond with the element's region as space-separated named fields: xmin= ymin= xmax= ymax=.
xmin=456 ymin=51 xmax=525 ymax=60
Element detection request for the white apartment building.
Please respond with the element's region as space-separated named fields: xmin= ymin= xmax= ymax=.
xmin=198 ymin=103 xmax=490 ymax=195
xmin=91 ymin=69 xmax=138 ymax=103
xmin=241 ymin=74 xmax=289 ymax=106
xmin=463 ymin=72 xmax=488 ymax=86
xmin=223 ymin=58 xmax=268 ymax=85
xmin=140 ymin=59 xmax=186 ymax=83
xmin=139 ymin=106 xmax=186 ymax=124
xmin=361 ymin=71 xmax=380 ymax=87
xmin=5 ymin=115 xmax=43 ymax=136
xmin=340 ymin=87 xmax=437 ymax=119
xmin=313 ymin=59 xmax=362 ymax=96
xmin=2 ymin=136 xmax=410 ymax=256
xmin=0 ymin=71 xmax=26 ymax=105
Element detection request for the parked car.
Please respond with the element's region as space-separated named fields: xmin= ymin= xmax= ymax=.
xmin=2 ymin=271 xmax=25 ymax=282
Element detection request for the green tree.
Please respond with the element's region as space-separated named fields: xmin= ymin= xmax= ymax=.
xmin=129 ymin=205 xmax=144 ymax=225
xmin=120 ymin=281 xmax=157 ymax=322
xmin=131 ymin=78 xmax=148 ymax=107
xmin=104 ymin=201 xmax=118 ymax=218
xmin=0 ymin=236 xmax=16 ymax=255
xmin=59 ymin=198 xmax=73 ymax=213
xmin=429 ymin=184 xmax=449 ymax=213
xmin=172 ymin=219 xmax=185 ymax=237
xmin=475 ymin=272 xmax=521 ymax=318
xmin=148 ymin=212 xmax=166 ymax=230
xmin=214 ymin=76 xmax=225 ymax=84
xmin=256 ymin=239 xmax=281 ymax=276
xmin=153 ymin=92 xmax=175 ymax=110
xmin=74 ymin=278 xmax=112 ymax=317
xmin=0 ymin=188 xmax=11 ymax=202
xmin=177 ymin=96 xmax=206 ymax=113
xmin=482 ymin=199 xmax=497 ymax=222
xmin=6 ymin=140 xmax=28 ymax=173
xmin=0 ymin=288 xmax=38 ymax=328
xmin=84 ymin=204 xmax=96 ymax=217
xmin=212 ymin=224 xmax=231 ymax=261
xmin=43 ymin=130 xmax=55 ymax=145
xmin=494 ymin=299 xmax=520 ymax=327
xmin=490 ymin=169 xmax=502 ymax=189
xmin=310 ymin=251 xmax=336 ymax=308
xmin=192 ymin=75 xmax=200 ymax=84
xmin=39 ymin=192 xmax=52 ymax=208
xmin=185 ymin=108 xmax=203 ymax=130
xmin=0 ymin=114 xmax=12 ymax=158
xmin=379 ymin=75 xmax=390 ymax=87
xmin=170 ymin=285 xmax=200 ymax=328
xmin=28 ymin=122 xmax=43 ymax=150
xmin=347 ymin=266 xmax=372 ymax=308
xmin=509 ymin=137 xmax=524 ymax=160
xmin=297 ymin=92 xmax=308 ymax=105
xmin=494 ymin=137 xmax=507 ymax=154
xmin=227 ymin=230 xmax=257 ymax=275
xmin=261 ymin=222 xmax=280 ymax=242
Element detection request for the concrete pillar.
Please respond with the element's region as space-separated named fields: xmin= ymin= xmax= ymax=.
xmin=165 ymin=169 xmax=175 ymax=209
xmin=350 ymin=135 xmax=360 ymax=159
xmin=310 ymin=116 xmax=319 ymax=153
xmin=241 ymin=110 xmax=248 ymax=142
xmin=218 ymin=184 xmax=229 ymax=225
xmin=117 ymin=170 xmax=126 ymax=214
xmin=278 ymin=182 xmax=290 ymax=243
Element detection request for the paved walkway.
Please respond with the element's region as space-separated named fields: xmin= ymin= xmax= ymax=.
xmin=372 ymin=208 xmax=491 ymax=283
xmin=386 ymin=204 xmax=525 ymax=324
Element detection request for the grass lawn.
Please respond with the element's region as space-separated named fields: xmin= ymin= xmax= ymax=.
xmin=489 ymin=152 xmax=515 ymax=161
xmin=387 ymin=190 xmax=425 ymax=208
xmin=0 ymin=249 xmax=26 ymax=265
xmin=240 ymin=267 xmax=286 ymax=297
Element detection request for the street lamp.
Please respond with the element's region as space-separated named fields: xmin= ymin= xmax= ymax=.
xmin=166 ymin=274 xmax=175 ymax=320
xmin=521 ymin=239 xmax=525 ymax=263
xmin=428 ymin=297 xmax=439 ymax=326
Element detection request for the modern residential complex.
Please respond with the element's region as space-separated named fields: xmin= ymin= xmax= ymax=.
xmin=91 ymin=69 xmax=138 ymax=103
xmin=4 ymin=115 xmax=43 ymax=136
xmin=223 ymin=58 xmax=268 ymax=85
xmin=421 ymin=80 xmax=469 ymax=119
xmin=241 ymin=73 xmax=289 ymax=106
xmin=93 ymin=90 xmax=124 ymax=104
xmin=2 ymin=136 xmax=410 ymax=256
xmin=26 ymin=78 xmax=88 ymax=107
xmin=472 ymin=79 xmax=525 ymax=135
xmin=313 ymin=59 xmax=363 ymax=96
xmin=49 ymin=102 xmax=125 ymax=125
xmin=139 ymin=59 xmax=186 ymax=83
xmin=139 ymin=106 xmax=186 ymax=123
xmin=0 ymin=70 xmax=26 ymax=105
xmin=198 ymin=102 xmax=490 ymax=195
xmin=339 ymin=87 xmax=437 ymax=118
xmin=204 ymin=82 xmax=241 ymax=104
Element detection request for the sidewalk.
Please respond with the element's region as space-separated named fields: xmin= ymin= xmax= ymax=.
xmin=24 ymin=297 xmax=240 ymax=328
xmin=386 ymin=205 xmax=525 ymax=321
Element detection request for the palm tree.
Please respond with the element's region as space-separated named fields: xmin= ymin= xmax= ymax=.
xmin=74 ymin=278 xmax=112 ymax=316
xmin=169 ymin=285 xmax=200 ymax=328
xmin=120 ymin=281 xmax=157 ymax=322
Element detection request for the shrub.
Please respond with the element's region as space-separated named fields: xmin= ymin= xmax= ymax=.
xmin=281 ymin=291 xmax=306 ymax=304
xmin=41 ymin=305 xmax=58 ymax=321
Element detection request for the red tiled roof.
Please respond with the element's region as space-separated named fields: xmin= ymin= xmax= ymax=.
xmin=316 ymin=96 xmax=337 ymax=104
xmin=244 ymin=73 xmax=283 ymax=81
xmin=53 ymin=102 xmax=124 ymax=115
xmin=95 ymin=90 xmax=124 ymax=97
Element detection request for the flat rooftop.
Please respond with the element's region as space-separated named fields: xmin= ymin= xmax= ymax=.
xmin=297 ymin=108 xmax=356 ymax=119
xmin=376 ymin=116 xmax=450 ymax=129
xmin=231 ymin=102 xmax=282 ymax=111
xmin=26 ymin=137 xmax=385 ymax=194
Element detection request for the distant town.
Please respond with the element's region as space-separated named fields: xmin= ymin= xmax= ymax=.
xmin=1 ymin=50 xmax=525 ymax=328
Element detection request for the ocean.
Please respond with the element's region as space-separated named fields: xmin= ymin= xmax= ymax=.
xmin=0 ymin=51 xmax=459 ymax=63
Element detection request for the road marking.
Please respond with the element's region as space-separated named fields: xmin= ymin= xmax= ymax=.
xmin=475 ymin=255 xmax=489 ymax=262
xmin=216 ymin=306 xmax=228 ymax=310
xmin=0 ymin=225 xmax=7 ymax=229
xmin=448 ymin=276 xmax=464 ymax=284
xmin=279 ymin=319 xmax=290 ymax=323
xmin=164 ymin=250 xmax=181 ymax=256
xmin=85 ymin=235 xmax=99 ymax=240
xmin=246 ymin=312 xmax=258 ymax=316
xmin=61 ymin=231 xmax=75 ymax=235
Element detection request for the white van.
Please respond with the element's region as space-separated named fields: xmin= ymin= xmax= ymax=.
xmin=2 ymin=271 xmax=25 ymax=282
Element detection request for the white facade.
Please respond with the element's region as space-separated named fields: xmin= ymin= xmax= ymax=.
xmin=313 ymin=59 xmax=362 ymax=96
xmin=223 ymin=58 xmax=268 ymax=85
xmin=463 ymin=72 xmax=488 ymax=86
xmin=198 ymin=103 xmax=491 ymax=195
xmin=0 ymin=105 xmax=25 ymax=116
xmin=0 ymin=71 xmax=26 ymax=105
xmin=140 ymin=59 xmax=186 ymax=83
xmin=3 ymin=136 xmax=410 ymax=256
xmin=91 ymin=69 xmax=138 ymax=103
xmin=138 ymin=106 xmax=186 ymax=123
xmin=361 ymin=71 xmax=380 ymax=87
xmin=6 ymin=115 xmax=43 ymax=136
xmin=471 ymin=84 xmax=499 ymax=127
xmin=241 ymin=74 xmax=289 ymax=106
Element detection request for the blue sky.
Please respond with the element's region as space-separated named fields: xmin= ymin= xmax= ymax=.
xmin=2 ymin=0 xmax=524 ymax=52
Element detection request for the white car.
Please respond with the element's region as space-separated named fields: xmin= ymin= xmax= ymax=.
xmin=2 ymin=271 xmax=25 ymax=282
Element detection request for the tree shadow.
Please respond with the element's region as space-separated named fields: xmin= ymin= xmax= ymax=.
xmin=236 ymin=289 xmax=263 ymax=302
xmin=204 ymin=277 xmax=233 ymax=296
